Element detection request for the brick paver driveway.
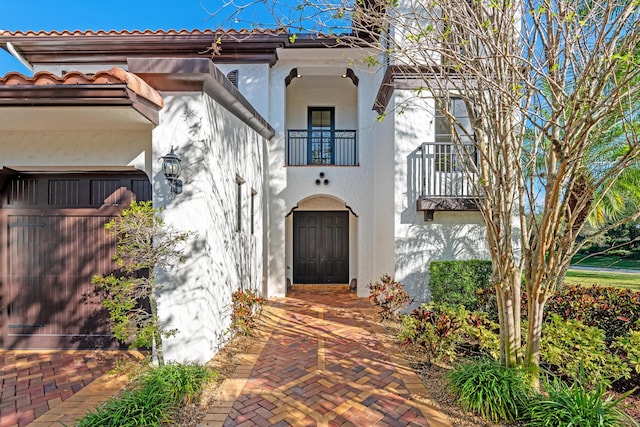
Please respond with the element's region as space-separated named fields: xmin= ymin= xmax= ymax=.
xmin=203 ymin=289 xmax=451 ymax=427
xmin=0 ymin=350 xmax=139 ymax=427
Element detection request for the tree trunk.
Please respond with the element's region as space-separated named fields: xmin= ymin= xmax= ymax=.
xmin=150 ymin=293 xmax=164 ymax=366
xmin=495 ymin=271 xmax=522 ymax=367
xmin=525 ymin=292 xmax=546 ymax=389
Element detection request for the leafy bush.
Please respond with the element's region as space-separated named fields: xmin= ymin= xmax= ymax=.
xmin=477 ymin=283 xmax=640 ymax=340
xmin=473 ymin=285 xmax=500 ymax=321
xmin=429 ymin=260 xmax=492 ymax=309
xmin=541 ymin=315 xmax=630 ymax=387
xmin=400 ymin=304 xmax=464 ymax=363
xmin=465 ymin=312 xmax=501 ymax=360
xmin=368 ymin=274 xmax=414 ymax=320
xmin=77 ymin=363 xmax=214 ymax=427
xmin=399 ymin=303 xmax=499 ymax=363
xmin=545 ymin=285 xmax=640 ymax=341
xmin=229 ymin=288 xmax=265 ymax=337
xmin=527 ymin=376 xmax=637 ymax=427
xmin=447 ymin=358 xmax=533 ymax=423
xmin=613 ymin=328 xmax=640 ymax=374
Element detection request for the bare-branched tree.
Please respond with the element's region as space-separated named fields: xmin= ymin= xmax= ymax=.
xmin=211 ymin=0 xmax=640 ymax=382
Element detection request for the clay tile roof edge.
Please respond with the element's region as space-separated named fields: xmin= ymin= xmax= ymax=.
xmin=0 ymin=68 xmax=163 ymax=108
xmin=108 ymin=67 xmax=163 ymax=107
xmin=0 ymin=70 xmax=117 ymax=85
xmin=0 ymin=28 xmax=287 ymax=37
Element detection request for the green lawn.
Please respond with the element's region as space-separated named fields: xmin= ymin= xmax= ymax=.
xmin=565 ymin=269 xmax=640 ymax=291
xmin=570 ymin=255 xmax=640 ymax=270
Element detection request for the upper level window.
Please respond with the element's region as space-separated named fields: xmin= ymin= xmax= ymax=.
xmin=236 ymin=175 xmax=245 ymax=232
xmin=435 ymin=98 xmax=472 ymax=144
xmin=435 ymin=98 xmax=475 ymax=172
xmin=250 ymin=189 xmax=257 ymax=235
xmin=286 ymin=107 xmax=357 ymax=166
xmin=308 ymin=107 xmax=335 ymax=165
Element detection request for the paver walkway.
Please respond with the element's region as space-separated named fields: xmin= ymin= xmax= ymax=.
xmin=201 ymin=289 xmax=451 ymax=427
xmin=0 ymin=350 xmax=142 ymax=427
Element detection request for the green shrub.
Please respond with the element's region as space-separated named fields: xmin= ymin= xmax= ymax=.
xmin=77 ymin=363 xmax=214 ymax=427
xmin=446 ymin=358 xmax=533 ymax=423
xmin=229 ymin=288 xmax=265 ymax=337
xmin=474 ymin=285 xmax=500 ymax=322
xmin=527 ymin=376 xmax=638 ymax=427
xmin=541 ymin=315 xmax=630 ymax=387
xmin=429 ymin=260 xmax=492 ymax=310
xmin=613 ymin=329 xmax=640 ymax=374
xmin=400 ymin=304 xmax=464 ymax=363
xmin=368 ymin=274 xmax=414 ymax=320
xmin=399 ymin=303 xmax=499 ymax=363
xmin=476 ymin=284 xmax=640 ymax=340
xmin=465 ymin=312 xmax=501 ymax=360
xmin=545 ymin=285 xmax=640 ymax=341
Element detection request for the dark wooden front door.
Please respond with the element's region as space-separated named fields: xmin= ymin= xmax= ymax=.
xmin=0 ymin=172 xmax=152 ymax=349
xmin=293 ymin=211 xmax=349 ymax=284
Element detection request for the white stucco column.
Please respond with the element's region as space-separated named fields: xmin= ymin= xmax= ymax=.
xmin=266 ymin=68 xmax=289 ymax=297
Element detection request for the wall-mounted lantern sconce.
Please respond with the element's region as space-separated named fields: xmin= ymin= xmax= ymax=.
xmin=161 ymin=146 xmax=183 ymax=194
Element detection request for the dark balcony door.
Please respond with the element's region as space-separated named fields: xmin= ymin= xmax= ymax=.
xmin=308 ymin=107 xmax=335 ymax=165
xmin=293 ymin=211 xmax=349 ymax=284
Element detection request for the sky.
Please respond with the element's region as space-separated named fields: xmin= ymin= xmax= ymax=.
xmin=0 ymin=0 xmax=258 ymax=76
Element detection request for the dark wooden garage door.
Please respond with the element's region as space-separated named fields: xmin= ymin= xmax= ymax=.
xmin=0 ymin=172 xmax=151 ymax=349
xmin=293 ymin=211 xmax=349 ymax=284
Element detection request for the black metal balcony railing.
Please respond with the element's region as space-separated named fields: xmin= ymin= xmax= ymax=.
xmin=416 ymin=142 xmax=480 ymax=198
xmin=287 ymin=130 xmax=358 ymax=166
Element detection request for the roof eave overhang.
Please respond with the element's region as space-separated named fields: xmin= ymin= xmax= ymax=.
xmin=373 ymin=64 xmax=470 ymax=114
xmin=0 ymin=31 xmax=356 ymax=68
xmin=0 ymin=85 xmax=160 ymax=124
xmin=128 ymin=57 xmax=275 ymax=139
xmin=0 ymin=32 xmax=289 ymax=67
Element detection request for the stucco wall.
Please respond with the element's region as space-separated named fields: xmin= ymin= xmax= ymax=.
xmin=153 ymin=92 xmax=266 ymax=363
xmin=392 ymin=90 xmax=489 ymax=305
xmin=266 ymin=52 xmax=385 ymax=297
xmin=0 ymin=129 xmax=151 ymax=174
xmin=213 ymin=63 xmax=271 ymax=119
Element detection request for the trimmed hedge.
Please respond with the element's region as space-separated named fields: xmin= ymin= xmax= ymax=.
xmin=429 ymin=260 xmax=492 ymax=309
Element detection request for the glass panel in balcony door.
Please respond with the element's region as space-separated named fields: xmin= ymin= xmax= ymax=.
xmin=308 ymin=107 xmax=335 ymax=165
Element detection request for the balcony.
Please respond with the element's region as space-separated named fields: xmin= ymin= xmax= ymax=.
xmin=287 ymin=130 xmax=358 ymax=166
xmin=414 ymin=142 xmax=481 ymax=219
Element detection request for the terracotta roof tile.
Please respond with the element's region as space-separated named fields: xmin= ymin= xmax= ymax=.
xmin=0 ymin=28 xmax=285 ymax=37
xmin=107 ymin=67 xmax=163 ymax=107
xmin=0 ymin=68 xmax=163 ymax=107
xmin=0 ymin=70 xmax=122 ymax=85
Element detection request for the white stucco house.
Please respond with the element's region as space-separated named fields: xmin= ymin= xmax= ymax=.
xmin=0 ymin=28 xmax=488 ymax=362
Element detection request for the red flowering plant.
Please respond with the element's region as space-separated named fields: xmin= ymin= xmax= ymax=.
xmin=229 ymin=288 xmax=266 ymax=337
xmin=368 ymin=274 xmax=414 ymax=320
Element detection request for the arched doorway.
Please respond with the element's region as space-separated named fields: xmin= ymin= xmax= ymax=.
xmin=288 ymin=195 xmax=356 ymax=285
